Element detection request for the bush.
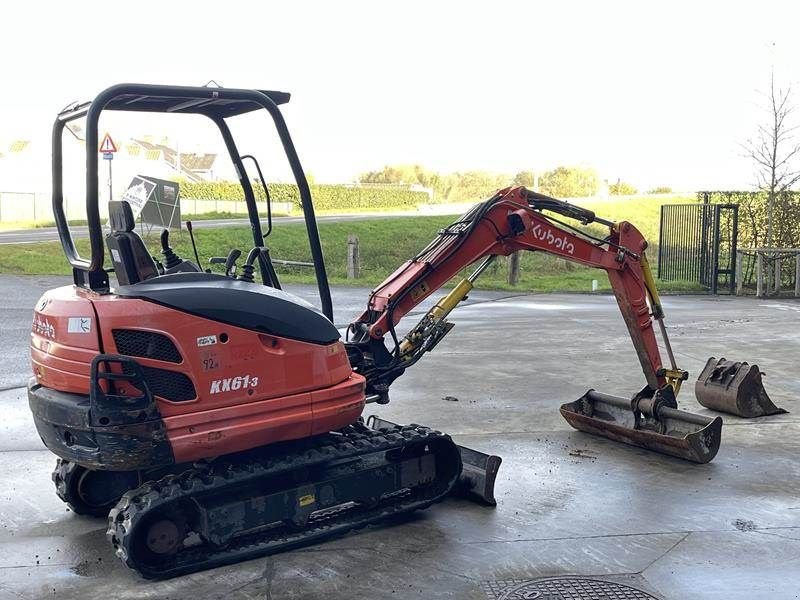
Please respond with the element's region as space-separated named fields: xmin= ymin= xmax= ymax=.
xmin=179 ymin=181 xmax=428 ymax=211
xmin=609 ymin=180 xmax=638 ymax=195
xmin=648 ymin=186 xmax=673 ymax=194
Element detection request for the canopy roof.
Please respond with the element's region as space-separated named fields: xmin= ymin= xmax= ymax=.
xmin=59 ymin=85 xmax=291 ymax=121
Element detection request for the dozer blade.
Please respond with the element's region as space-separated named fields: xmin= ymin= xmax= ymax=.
xmin=452 ymin=444 xmax=502 ymax=506
xmin=367 ymin=415 xmax=502 ymax=505
xmin=560 ymin=390 xmax=722 ymax=464
xmin=695 ymin=357 xmax=787 ymax=418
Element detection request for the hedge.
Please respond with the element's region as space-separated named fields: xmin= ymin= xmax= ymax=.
xmin=179 ymin=181 xmax=428 ymax=211
xmin=699 ymin=190 xmax=800 ymax=249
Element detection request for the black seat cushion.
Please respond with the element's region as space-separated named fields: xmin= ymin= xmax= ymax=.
xmin=107 ymin=201 xmax=158 ymax=285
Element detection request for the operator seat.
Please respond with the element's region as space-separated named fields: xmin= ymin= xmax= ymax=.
xmin=106 ymin=200 xmax=158 ymax=285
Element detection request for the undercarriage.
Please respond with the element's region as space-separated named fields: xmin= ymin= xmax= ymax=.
xmin=52 ymin=419 xmax=490 ymax=579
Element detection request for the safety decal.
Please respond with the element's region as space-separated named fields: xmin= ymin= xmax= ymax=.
xmin=197 ymin=335 xmax=217 ymax=347
xmin=67 ymin=317 xmax=92 ymax=333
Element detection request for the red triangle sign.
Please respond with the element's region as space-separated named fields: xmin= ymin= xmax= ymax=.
xmin=99 ymin=133 xmax=118 ymax=153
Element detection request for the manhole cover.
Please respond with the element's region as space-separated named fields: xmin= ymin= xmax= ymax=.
xmin=483 ymin=577 xmax=661 ymax=600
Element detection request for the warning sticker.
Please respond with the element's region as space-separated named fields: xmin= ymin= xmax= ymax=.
xmin=67 ymin=317 xmax=92 ymax=334
xmin=197 ymin=335 xmax=217 ymax=347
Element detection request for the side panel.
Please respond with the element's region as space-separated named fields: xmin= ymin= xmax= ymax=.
xmin=91 ymin=295 xmax=353 ymax=416
xmin=30 ymin=286 xmax=101 ymax=395
xmin=91 ymin=295 xmax=366 ymax=461
xmin=167 ymin=373 xmax=365 ymax=462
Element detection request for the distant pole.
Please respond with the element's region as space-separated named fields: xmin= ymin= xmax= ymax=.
xmin=507 ymin=252 xmax=520 ymax=286
xmin=735 ymin=250 xmax=743 ymax=295
xmin=108 ymin=159 xmax=113 ymax=203
xmin=347 ymin=234 xmax=360 ymax=279
xmin=795 ymin=253 xmax=800 ymax=297
xmin=756 ymin=251 xmax=764 ymax=298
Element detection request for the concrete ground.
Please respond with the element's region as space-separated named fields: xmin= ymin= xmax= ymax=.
xmin=0 ymin=275 xmax=798 ymax=600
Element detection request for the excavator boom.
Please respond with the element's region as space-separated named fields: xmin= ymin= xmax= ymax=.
xmin=347 ymin=186 xmax=722 ymax=463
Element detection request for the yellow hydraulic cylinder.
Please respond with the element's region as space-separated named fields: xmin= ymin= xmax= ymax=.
xmin=398 ymin=256 xmax=496 ymax=359
xmin=399 ymin=278 xmax=474 ymax=358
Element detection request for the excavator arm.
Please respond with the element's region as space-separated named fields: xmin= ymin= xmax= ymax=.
xmin=347 ymin=186 xmax=721 ymax=464
xmin=348 ymin=186 xmax=683 ymax=394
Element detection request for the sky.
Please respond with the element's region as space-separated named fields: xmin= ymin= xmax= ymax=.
xmin=2 ymin=1 xmax=800 ymax=192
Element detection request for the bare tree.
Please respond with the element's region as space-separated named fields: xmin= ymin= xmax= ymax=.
xmin=744 ymin=70 xmax=800 ymax=248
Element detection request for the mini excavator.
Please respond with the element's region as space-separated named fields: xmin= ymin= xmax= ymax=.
xmin=30 ymin=84 xmax=731 ymax=579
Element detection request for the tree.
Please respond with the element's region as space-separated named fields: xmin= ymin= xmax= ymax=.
xmin=744 ymin=70 xmax=800 ymax=248
xmin=609 ymin=179 xmax=637 ymax=195
xmin=359 ymin=164 xmax=440 ymax=190
xmin=512 ymin=170 xmax=536 ymax=188
xmin=359 ymin=165 xmax=510 ymax=202
xmin=538 ymin=166 xmax=599 ymax=198
xmin=359 ymin=165 xmax=407 ymax=184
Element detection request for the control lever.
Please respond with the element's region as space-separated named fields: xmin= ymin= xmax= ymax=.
xmin=237 ymin=248 xmax=261 ymax=283
xmin=209 ymin=249 xmax=241 ymax=277
xmin=160 ymin=229 xmax=183 ymax=270
xmin=186 ymin=221 xmax=203 ymax=266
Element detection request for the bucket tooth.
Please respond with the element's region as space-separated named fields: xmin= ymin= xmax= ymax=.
xmin=367 ymin=415 xmax=501 ymax=505
xmin=560 ymin=389 xmax=722 ymax=464
xmin=695 ymin=357 xmax=786 ymax=418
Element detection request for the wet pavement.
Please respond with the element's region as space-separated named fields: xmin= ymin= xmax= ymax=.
xmin=0 ymin=275 xmax=798 ymax=599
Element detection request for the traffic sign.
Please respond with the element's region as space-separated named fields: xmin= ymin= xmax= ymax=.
xmin=99 ymin=133 xmax=118 ymax=154
xmin=103 ymin=152 xmax=114 ymax=160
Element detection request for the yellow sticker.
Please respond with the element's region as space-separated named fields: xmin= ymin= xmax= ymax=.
xmin=410 ymin=281 xmax=431 ymax=301
xmin=327 ymin=344 xmax=341 ymax=355
xmin=298 ymin=494 xmax=315 ymax=507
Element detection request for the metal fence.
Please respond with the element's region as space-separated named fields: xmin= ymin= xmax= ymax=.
xmin=657 ymin=202 xmax=738 ymax=294
xmin=0 ymin=191 xmax=47 ymax=223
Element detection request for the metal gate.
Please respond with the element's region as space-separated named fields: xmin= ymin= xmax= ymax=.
xmin=657 ymin=202 xmax=738 ymax=293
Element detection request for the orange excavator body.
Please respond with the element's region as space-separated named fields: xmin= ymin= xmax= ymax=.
xmin=31 ymin=284 xmax=365 ymax=466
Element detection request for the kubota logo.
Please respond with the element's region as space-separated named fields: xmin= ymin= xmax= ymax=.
xmin=209 ymin=374 xmax=259 ymax=395
xmin=531 ymin=223 xmax=575 ymax=254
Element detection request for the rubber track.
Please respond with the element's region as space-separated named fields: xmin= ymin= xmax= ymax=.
xmin=107 ymin=422 xmax=459 ymax=579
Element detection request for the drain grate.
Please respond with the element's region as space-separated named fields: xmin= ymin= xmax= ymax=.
xmin=483 ymin=577 xmax=661 ymax=600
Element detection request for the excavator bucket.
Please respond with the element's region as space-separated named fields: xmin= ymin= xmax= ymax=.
xmin=560 ymin=390 xmax=722 ymax=464
xmin=695 ymin=357 xmax=786 ymax=418
xmin=367 ymin=415 xmax=502 ymax=505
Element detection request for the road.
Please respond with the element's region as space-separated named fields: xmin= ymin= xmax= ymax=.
xmin=1 ymin=275 xmax=799 ymax=599
xmin=0 ymin=212 xmax=419 ymax=245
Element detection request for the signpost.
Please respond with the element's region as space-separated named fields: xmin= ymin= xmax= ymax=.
xmin=99 ymin=133 xmax=118 ymax=202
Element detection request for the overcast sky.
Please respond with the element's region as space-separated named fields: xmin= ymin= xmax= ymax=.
xmin=2 ymin=1 xmax=800 ymax=190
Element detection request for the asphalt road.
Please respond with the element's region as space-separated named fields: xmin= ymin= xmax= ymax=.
xmin=0 ymin=212 xmax=416 ymax=245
